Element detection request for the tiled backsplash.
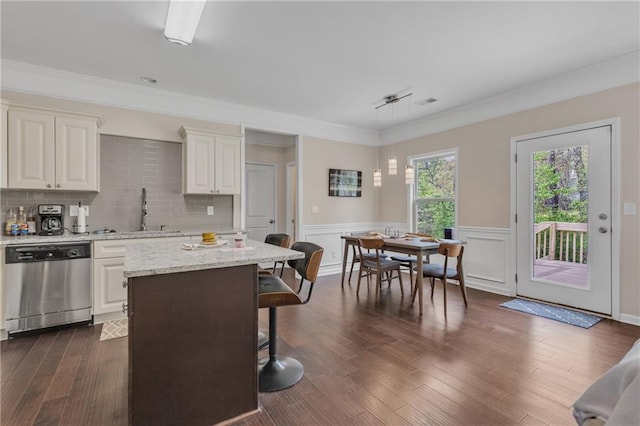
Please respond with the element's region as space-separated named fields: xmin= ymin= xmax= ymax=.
xmin=1 ymin=135 xmax=233 ymax=233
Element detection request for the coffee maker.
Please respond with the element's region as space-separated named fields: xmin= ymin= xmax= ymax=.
xmin=38 ymin=204 xmax=65 ymax=236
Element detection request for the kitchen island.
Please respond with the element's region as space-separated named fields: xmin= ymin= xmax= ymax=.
xmin=123 ymin=238 xmax=303 ymax=426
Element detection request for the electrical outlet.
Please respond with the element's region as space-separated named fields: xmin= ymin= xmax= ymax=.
xmin=207 ymin=206 xmax=214 ymax=215
xmin=331 ymin=248 xmax=337 ymax=258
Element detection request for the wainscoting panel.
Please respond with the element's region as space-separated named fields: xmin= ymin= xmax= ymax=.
xmin=301 ymin=223 xmax=407 ymax=276
xmin=457 ymin=226 xmax=513 ymax=296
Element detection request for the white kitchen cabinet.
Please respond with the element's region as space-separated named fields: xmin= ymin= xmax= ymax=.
xmin=1 ymin=100 xmax=8 ymax=188
xmin=180 ymin=126 xmax=241 ymax=195
xmin=93 ymin=240 xmax=129 ymax=317
xmin=7 ymin=106 xmax=103 ymax=191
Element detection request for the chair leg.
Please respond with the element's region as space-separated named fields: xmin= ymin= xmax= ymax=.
xmin=408 ymin=263 xmax=414 ymax=291
xmin=411 ymin=275 xmax=419 ymax=304
xmin=430 ymin=277 xmax=435 ymax=299
xmin=258 ymin=307 xmax=304 ymax=392
xmin=356 ymin=266 xmax=363 ymax=295
xmin=442 ymin=278 xmax=448 ymax=317
xmin=397 ymin=267 xmax=404 ymax=295
xmin=278 ymin=261 xmax=285 ymax=278
xmin=458 ymin=275 xmax=469 ymax=306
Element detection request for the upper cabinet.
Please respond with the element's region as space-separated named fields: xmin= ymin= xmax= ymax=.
xmin=6 ymin=105 xmax=104 ymax=191
xmin=180 ymin=127 xmax=241 ymax=195
xmin=1 ymin=100 xmax=8 ymax=189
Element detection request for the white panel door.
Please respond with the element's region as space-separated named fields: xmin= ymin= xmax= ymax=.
xmin=245 ymin=163 xmax=275 ymax=243
xmin=8 ymin=110 xmax=55 ymax=189
xmin=55 ymin=115 xmax=98 ymax=191
xmin=214 ymin=136 xmax=240 ymax=194
xmin=516 ymin=125 xmax=611 ymax=314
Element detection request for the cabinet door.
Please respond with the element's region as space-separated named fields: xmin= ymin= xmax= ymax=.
xmin=184 ymin=133 xmax=215 ymax=194
xmin=1 ymin=101 xmax=7 ymax=189
xmin=55 ymin=115 xmax=99 ymax=191
xmin=93 ymin=257 xmax=127 ymax=315
xmin=8 ymin=110 xmax=55 ymax=189
xmin=214 ymin=136 xmax=241 ymax=194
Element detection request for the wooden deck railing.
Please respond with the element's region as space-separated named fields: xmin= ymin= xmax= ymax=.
xmin=534 ymin=222 xmax=588 ymax=264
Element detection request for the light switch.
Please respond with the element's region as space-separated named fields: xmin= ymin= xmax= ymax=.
xmin=70 ymin=205 xmax=78 ymax=216
xmin=623 ymin=202 xmax=636 ymax=215
xmin=311 ymin=205 xmax=319 ymax=214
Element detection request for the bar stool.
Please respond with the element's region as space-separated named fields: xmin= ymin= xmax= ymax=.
xmin=264 ymin=233 xmax=291 ymax=277
xmin=258 ymin=241 xmax=324 ymax=392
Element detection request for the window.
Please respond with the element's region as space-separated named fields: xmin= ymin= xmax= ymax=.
xmin=410 ymin=151 xmax=457 ymax=238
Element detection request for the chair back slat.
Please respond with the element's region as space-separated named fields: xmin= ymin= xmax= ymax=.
xmin=438 ymin=242 xmax=463 ymax=258
xmin=265 ymin=233 xmax=290 ymax=248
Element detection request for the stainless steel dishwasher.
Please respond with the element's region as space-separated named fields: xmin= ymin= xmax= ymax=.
xmin=5 ymin=241 xmax=92 ymax=335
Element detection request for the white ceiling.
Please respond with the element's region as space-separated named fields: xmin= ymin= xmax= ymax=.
xmin=1 ymin=1 xmax=639 ymax=133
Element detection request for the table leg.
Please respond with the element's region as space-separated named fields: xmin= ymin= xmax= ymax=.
xmin=416 ymin=251 xmax=424 ymax=315
xmin=340 ymin=240 xmax=351 ymax=288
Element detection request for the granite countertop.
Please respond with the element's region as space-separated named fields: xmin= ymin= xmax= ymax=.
xmin=0 ymin=229 xmax=243 ymax=246
xmin=123 ymin=239 xmax=304 ymax=278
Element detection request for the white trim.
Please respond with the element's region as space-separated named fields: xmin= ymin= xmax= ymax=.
xmin=3 ymin=52 xmax=637 ymax=147
xmin=286 ymin=161 xmax=296 ymax=239
xmin=619 ymin=314 xmax=640 ymax=327
xmin=296 ymin=135 xmax=304 ymax=243
xmin=2 ymin=60 xmax=377 ymax=146
xmin=381 ymin=51 xmax=639 ymax=144
xmin=407 ymin=148 xmax=459 ymax=235
xmin=510 ymin=118 xmax=621 ymax=320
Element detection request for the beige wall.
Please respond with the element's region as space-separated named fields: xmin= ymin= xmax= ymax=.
xmin=380 ymin=83 xmax=640 ymax=317
xmin=245 ymin=143 xmax=291 ymax=233
xmin=302 ymin=136 xmax=379 ymax=225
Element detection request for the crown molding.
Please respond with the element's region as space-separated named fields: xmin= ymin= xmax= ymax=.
xmin=2 ymin=51 xmax=638 ymax=148
xmin=381 ymin=50 xmax=640 ymax=145
xmin=0 ymin=60 xmax=377 ymax=146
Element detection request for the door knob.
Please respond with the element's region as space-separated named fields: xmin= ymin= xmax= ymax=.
xmin=269 ymin=219 xmax=275 ymax=224
xmin=598 ymin=226 xmax=608 ymax=233
xmin=599 ymin=213 xmax=608 ymax=220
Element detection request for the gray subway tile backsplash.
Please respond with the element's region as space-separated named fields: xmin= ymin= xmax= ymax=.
xmin=1 ymin=135 xmax=233 ymax=233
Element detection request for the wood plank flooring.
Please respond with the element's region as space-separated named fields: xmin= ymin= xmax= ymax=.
xmin=2 ymin=271 xmax=639 ymax=425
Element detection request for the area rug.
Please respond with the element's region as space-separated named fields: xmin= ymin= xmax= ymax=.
xmin=99 ymin=318 xmax=128 ymax=341
xmin=500 ymin=299 xmax=603 ymax=329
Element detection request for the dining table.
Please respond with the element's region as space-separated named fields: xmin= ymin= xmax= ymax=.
xmin=340 ymin=233 xmax=448 ymax=315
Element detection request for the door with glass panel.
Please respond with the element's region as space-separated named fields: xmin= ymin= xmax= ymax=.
xmin=515 ymin=126 xmax=611 ymax=314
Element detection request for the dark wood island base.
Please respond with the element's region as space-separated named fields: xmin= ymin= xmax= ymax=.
xmin=127 ymin=265 xmax=258 ymax=426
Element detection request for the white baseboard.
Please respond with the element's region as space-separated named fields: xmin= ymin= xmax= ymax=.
xmin=619 ymin=314 xmax=640 ymax=327
xmin=93 ymin=311 xmax=126 ymax=324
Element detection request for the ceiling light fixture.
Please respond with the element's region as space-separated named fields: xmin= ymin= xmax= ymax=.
xmin=164 ymin=0 xmax=207 ymax=46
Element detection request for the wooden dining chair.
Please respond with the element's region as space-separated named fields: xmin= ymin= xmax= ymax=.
xmin=390 ymin=232 xmax=433 ymax=295
xmin=264 ymin=233 xmax=291 ymax=277
xmin=356 ymin=238 xmax=403 ymax=298
xmin=412 ymin=242 xmax=468 ymax=317
xmin=346 ymin=240 xmax=388 ymax=286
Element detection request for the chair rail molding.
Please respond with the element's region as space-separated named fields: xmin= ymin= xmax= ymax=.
xmin=456 ymin=226 xmax=513 ymax=296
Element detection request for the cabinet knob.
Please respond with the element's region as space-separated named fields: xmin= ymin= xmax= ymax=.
xmin=122 ymin=302 xmax=128 ymax=313
xmin=122 ymin=280 xmax=128 ymax=288
xmin=210 ymin=190 xmax=214 ymax=193
xmin=46 ymin=184 xmax=52 ymax=188
xmin=56 ymin=183 xmax=61 ymax=188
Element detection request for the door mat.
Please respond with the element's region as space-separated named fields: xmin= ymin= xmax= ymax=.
xmin=99 ymin=318 xmax=128 ymax=341
xmin=500 ymin=299 xmax=603 ymax=329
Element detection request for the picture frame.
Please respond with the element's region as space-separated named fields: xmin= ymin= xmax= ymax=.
xmin=329 ymin=168 xmax=362 ymax=197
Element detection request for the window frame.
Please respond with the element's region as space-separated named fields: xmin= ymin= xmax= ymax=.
xmin=407 ymin=148 xmax=459 ymax=237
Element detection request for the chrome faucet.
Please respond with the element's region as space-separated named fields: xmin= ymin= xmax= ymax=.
xmin=141 ymin=187 xmax=147 ymax=231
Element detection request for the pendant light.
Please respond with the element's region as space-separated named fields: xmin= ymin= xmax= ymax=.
xmin=388 ymin=103 xmax=397 ymax=175
xmin=373 ymin=168 xmax=382 ymax=187
xmin=405 ymin=164 xmax=415 ymax=185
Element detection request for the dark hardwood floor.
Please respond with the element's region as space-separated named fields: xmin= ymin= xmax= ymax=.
xmin=2 ymin=271 xmax=639 ymax=425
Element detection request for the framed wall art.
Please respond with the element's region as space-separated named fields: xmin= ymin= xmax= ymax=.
xmin=329 ymin=168 xmax=362 ymax=197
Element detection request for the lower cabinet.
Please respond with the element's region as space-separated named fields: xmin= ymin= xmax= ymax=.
xmin=93 ymin=240 xmax=129 ymax=316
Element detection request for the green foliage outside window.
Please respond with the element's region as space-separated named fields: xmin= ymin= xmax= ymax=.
xmin=414 ymin=154 xmax=456 ymax=238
